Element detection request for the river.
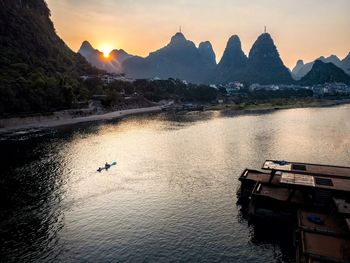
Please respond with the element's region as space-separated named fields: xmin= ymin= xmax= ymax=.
xmin=1 ymin=105 xmax=350 ymax=262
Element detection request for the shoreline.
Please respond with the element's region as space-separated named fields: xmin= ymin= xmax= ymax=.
xmin=1 ymin=99 xmax=350 ymax=135
xmin=0 ymin=106 xmax=162 ymax=134
xmin=206 ymin=98 xmax=350 ymax=113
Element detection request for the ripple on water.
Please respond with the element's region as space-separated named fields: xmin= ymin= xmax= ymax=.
xmin=1 ymin=105 xmax=350 ymax=262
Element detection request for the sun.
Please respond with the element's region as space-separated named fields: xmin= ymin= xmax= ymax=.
xmin=98 ymin=44 xmax=113 ymax=59
xmin=102 ymin=51 xmax=110 ymax=58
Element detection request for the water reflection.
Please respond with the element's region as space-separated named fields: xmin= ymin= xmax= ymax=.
xmin=0 ymin=105 xmax=350 ymax=262
xmin=0 ymin=139 xmax=65 ymax=262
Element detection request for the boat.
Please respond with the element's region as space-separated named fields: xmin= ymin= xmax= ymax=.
xmin=97 ymin=161 xmax=117 ymax=172
xmin=238 ymin=160 xmax=350 ymax=262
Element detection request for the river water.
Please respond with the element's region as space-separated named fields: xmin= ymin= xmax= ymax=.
xmin=1 ymin=105 xmax=350 ymax=262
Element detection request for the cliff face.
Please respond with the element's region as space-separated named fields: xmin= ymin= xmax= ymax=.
xmin=198 ymin=41 xmax=216 ymax=69
xmin=215 ymin=35 xmax=248 ymax=83
xmin=245 ymin=33 xmax=292 ymax=84
xmin=0 ymin=0 xmax=98 ymax=114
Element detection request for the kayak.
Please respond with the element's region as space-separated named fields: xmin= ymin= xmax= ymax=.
xmin=97 ymin=161 xmax=117 ymax=172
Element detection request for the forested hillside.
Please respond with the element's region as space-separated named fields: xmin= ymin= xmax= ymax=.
xmin=0 ymin=0 xmax=99 ymax=115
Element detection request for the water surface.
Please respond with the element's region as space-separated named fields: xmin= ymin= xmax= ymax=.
xmin=1 ymin=105 xmax=350 ymax=262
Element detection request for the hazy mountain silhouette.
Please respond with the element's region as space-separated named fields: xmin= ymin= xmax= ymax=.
xmin=198 ymin=41 xmax=216 ymax=69
xmin=292 ymin=60 xmax=305 ymax=77
xmin=299 ymin=60 xmax=350 ymax=85
xmin=78 ymin=41 xmax=133 ymax=73
xmin=121 ymin=32 xmax=293 ymax=84
xmin=214 ymin=35 xmax=248 ymax=84
xmin=341 ymin=52 xmax=350 ymax=75
xmin=292 ymin=55 xmax=347 ymax=80
xmin=244 ymin=33 xmax=293 ymax=84
xmin=122 ymin=32 xmax=216 ymax=83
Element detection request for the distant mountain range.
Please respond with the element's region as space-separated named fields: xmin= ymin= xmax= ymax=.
xmin=79 ymin=32 xmax=296 ymax=84
xmin=292 ymin=54 xmax=350 ymax=80
xmin=299 ymin=60 xmax=350 ymax=85
xmin=78 ymin=41 xmax=133 ymax=74
xmin=2 ymin=0 xmax=349 ymax=116
xmin=80 ymin=32 xmax=350 ymax=85
xmin=122 ymin=32 xmax=216 ymax=83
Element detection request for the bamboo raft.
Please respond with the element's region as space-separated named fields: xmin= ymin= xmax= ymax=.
xmin=238 ymin=160 xmax=350 ymax=263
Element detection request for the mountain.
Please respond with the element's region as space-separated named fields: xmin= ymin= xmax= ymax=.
xmin=78 ymin=41 xmax=133 ymax=73
xmin=0 ymin=0 xmax=98 ymax=114
xmin=110 ymin=49 xmax=133 ymax=65
xmin=299 ymin=60 xmax=350 ymax=85
xmin=214 ymin=35 xmax=248 ymax=84
xmin=292 ymin=60 xmax=305 ymax=76
xmin=292 ymin=55 xmax=344 ymax=80
xmin=244 ymin=33 xmax=293 ymax=84
xmin=198 ymin=41 xmax=216 ymax=69
xmin=341 ymin=52 xmax=350 ymax=75
xmin=122 ymin=32 xmax=216 ymax=83
xmin=78 ymin=40 xmax=95 ymax=58
xmin=326 ymin=55 xmax=342 ymax=66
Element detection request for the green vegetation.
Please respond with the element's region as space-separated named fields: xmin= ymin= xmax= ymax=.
xmin=241 ymin=88 xmax=313 ymax=101
xmin=208 ymin=98 xmax=349 ymax=112
xmin=133 ymin=79 xmax=218 ymax=102
xmin=103 ymin=78 xmax=219 ymax=103
xmin=0 ymin=0 xmax=100 ymax=116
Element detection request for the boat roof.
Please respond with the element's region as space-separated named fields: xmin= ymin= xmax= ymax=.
xmin=240 ymin=169 xmax=350 ymax=193
xmin=298 ymin=209 xmax=349 ymax=237
xmin=300 ymin=231 xmax=350 ymax=262
xmin=262 ymin=160 xmax=350 ymax=179
xmin=280 ymin=172 xmax=350 ymax=192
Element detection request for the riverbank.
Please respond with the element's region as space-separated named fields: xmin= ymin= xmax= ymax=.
xmin=1 ymin=98 xmax=350 ymax=135
xmin=206 ymin=98 xmax=350 ymax=112
xmin=0 ymin=106 xmax=162 ymax=134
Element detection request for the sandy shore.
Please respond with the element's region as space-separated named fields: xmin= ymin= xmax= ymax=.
xmin=0 ymin=106 xmax=162 ymax=134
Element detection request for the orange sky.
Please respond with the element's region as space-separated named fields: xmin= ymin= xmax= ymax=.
xmin=47 ymin=0 xmax=350 ymax=69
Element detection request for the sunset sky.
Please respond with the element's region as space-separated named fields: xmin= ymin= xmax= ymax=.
xmin=47 ymin=0 xmax=350 ymax=69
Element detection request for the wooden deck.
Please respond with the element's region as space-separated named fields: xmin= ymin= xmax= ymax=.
xmin=263 ymin=160 xmax=350 ymax=180
xmin=252 ymin=183 xmax=305 ymax=205
xmin=239 ymin=169 xmax=280 ymax=184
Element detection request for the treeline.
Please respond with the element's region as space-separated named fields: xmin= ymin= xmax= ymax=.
xmin=84 ymin=78 xmax=219 ymax=107
xmin=242 ymin=88 xmax=313 ymax=101
xmin=0 ymin=66 xmax=91 ymax=114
